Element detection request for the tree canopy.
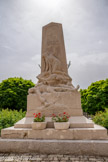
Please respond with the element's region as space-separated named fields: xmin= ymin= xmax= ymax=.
xmin=0 ymin=77 xmax=35 ymax=111
xmin=80 ymin=78 xmax=108 ymax=115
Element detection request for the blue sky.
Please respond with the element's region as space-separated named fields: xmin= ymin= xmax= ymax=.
xmin=0 ymin=0 xmax=108 ymax=89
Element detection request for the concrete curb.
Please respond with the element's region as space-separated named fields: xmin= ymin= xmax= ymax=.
xmin=0 ymin=138 xmax=108 ymax=156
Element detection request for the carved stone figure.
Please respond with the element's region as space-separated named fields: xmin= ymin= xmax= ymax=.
xmin=42 ymin=47 xmax=62 ymax=73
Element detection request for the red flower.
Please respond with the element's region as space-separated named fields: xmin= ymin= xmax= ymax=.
xmin=33 ymin=113 xmax=35 ymax=115
xmin=35 ymin=114 xmax=37 ymax=118
xmin=38 ymin=113 xmax=41 ymax=116
xmin=63 ymin=112 xmax=66 ymax=114
xmin=52 ymin=113 xmax=56 ymax=117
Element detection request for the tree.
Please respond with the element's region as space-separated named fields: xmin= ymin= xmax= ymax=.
xmin=80 ymin=78 xmax=108 ymax=115
xmin=0 ymin=77 xmax=35 ymax=111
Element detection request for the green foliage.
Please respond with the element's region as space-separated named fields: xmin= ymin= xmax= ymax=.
xmin=0 ymin=109 xmax=26 ymax=134
xmin=80 ymin=78 xmax=108 ymax=115
xmin=93 ymin=109 xmax=108 ymax=129
xmin=0 ymin=77 xmax=35 ymax=111
xmin=33 ymin=113 xmax=45 ymax=122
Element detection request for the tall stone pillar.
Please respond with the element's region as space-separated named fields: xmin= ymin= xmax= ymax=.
xmin=41 ymin=22 xmax=68 ymax=74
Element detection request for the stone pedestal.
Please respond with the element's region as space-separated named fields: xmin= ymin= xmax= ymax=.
xmin=1 ymin=116 xmax=108 ymax=140
xmin=26 ymin=91 xmax=83 ymax=117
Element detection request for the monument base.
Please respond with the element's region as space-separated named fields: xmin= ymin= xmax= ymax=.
xmin=0 ymin=138 xmax=108 ymax=156
xmin=1 ymin=116 xmax=108 ymax=140
xmin=13 ymin=116 xmax=94 ymax=128
xmin=1 ymin=124 xmax=108 ymax=140
xmin=26 ymin=91 xmax=83 ymax=117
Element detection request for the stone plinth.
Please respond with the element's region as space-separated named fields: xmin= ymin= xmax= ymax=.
xmin=14 ymin=116 xmax=94 ymax=128
xmin=1 ymin=125 xmax=108 ymax=140
xmin=26 ymin=91 xmax=82 ymax=117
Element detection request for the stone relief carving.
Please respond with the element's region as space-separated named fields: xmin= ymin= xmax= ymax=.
xmin=42 ymin=46 xmax=62 ymax=73
xmin=28 ymin=82 xmax=80 ymax=110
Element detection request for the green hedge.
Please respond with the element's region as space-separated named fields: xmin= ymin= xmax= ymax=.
xmin=93 ymin=109 xmax=108 ymax=129
xmin=0 ymin=109 xmax=26 ymax=135
xmin=0 ymin=77 xmax=35 ymax=111
xmin=80 ymin=78 xmax=108 ymax=115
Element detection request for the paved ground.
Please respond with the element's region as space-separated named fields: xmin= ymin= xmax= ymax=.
xmin=0 ymin=154 xmax=108 ymax=162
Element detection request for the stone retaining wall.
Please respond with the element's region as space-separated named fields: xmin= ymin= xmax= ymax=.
xmin=0 ymin=153 xmax=108 ymax=162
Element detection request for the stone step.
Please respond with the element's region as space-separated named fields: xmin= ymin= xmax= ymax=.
xmin=0 ymin=138 xmax=108 ymax=156
xmin=1 ymin=124 xmax=108 ymax=140
xmin=14 ymin=116 xmax=94 ymax=128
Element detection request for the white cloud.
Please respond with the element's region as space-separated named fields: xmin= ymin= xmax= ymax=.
xmin=67 ymin=52 xmax=108 ymax=89
xmin=0 ymin=0 xmax=108 ymax=89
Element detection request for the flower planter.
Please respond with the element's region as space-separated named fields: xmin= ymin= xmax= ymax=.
xmin=32 ymin=122 xmax=46 ymax=130
xmin=54 ymin=122 xmax=70 ymax=130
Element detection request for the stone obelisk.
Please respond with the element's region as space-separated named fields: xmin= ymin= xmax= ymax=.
xmin=37 ymin=22 xmax=72 ymax=86
xmin=26 ymin=22 xmax=83 ymax=117
xmin=41 ymin=22 xmax=68 ymax=74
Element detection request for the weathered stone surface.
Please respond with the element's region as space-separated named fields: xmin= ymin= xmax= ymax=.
xmin=1 ymin=125 xmax=108 ymax=140
xmin=26 ymin=91 xmax=82 ymax=117
xmin=0 ymin=139 xmax=108 ymax=156
xmin=41 ymin=22 xmax=68 ymax=74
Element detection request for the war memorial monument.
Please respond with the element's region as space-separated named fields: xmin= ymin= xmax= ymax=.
xmin=0 ymin=22 xmax=108 ymax=155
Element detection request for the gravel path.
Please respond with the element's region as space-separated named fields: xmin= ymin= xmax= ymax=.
xmin=0 ymin=154 xmax=108 ymax=162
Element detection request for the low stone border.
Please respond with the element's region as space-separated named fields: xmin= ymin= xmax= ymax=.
xmin=0 ymin=153 xmax=108 ymax=162
xmin=0 ymin=138 xmax=108 ymax=157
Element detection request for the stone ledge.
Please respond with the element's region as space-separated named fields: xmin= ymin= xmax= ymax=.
xmin=14 ymin=116 xmax=94 ymax=128
xmin=0 ymin=138 xmax=108 ymax=156
xmin=1 ymin=124 xmax=108 ymax=140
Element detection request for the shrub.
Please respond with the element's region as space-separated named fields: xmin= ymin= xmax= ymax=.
xmin=80 ymin=78 xmax=108 ymax=115
xmin=0 ymin=77 xmax=35 ymax=111
xmin=0 ymin=109 xmax=26 ymax=134
xmin=93 ymin=109 xmax=108 ymax=129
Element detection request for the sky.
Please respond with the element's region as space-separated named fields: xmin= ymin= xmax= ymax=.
xmin=0 ymin=0 xmax=108 ymax=89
